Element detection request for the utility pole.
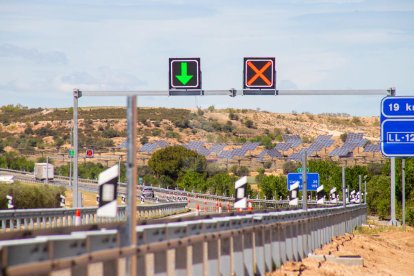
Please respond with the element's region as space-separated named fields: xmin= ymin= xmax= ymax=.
xmin=390 ymin=157 xmax=397 ymax=225
xmin=364 ymin=175 xmax=367 ymax=204
xmin=302 ymin=151 xmax=307 ymax=211
xmin=72 ymin=89 xmax=81 ymax=208
xmin=124 ymin=96 xmax=137 ymax=276
xmin=402 ymin=158 xmax=406 ymax=226
xmin=342 ymin=166 xmax=346 ymax=207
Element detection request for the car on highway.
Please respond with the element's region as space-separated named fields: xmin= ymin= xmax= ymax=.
xmin=142 ymin=186 xmax=154 ymax=199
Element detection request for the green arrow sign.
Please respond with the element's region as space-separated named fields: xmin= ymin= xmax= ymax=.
xmin=297 ymin=168 xmax=310 ymax=173
xmin=175 ymin=62 xmax=193 ymax=85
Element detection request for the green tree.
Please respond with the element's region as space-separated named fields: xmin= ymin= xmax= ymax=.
xmin=148 ymin=146 xmax=206 ymax=181
xmin=259 ymin=175 xmax=288 ymax=199
xmin=205 ymin=173 xmax=236 ymax=196
xmin=177 ymin=171 xmax=206 ymax=191
xmin=367 ymin=175 xmax=390 ymax=220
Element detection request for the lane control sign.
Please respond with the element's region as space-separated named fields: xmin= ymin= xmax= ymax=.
xmin=169 ymin=58 xmax=202 ymax=95
xmin=243 ymin=57 xmax=276 ymax=95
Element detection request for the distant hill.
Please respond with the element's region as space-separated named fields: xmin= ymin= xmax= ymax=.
xmin=0 ymin=104 xmax=381 ymax=167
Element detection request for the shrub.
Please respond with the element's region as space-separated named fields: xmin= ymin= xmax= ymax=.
xmin=140 ymin=136 xmax=149 ymax=145
xmin=264 ymin=161 xmax=272 ymax=169
xmin=0 ymin=182 xmax=66 ymax=209
xmin=283 ymin=161 xmax=298 ymax=174
xmin=244 ymin=119 xmax=254 ymax=128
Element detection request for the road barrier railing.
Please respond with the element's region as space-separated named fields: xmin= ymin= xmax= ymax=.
xmin=0 ymin=204 xmax=366 ymax=276
xmin=2 ymin=169 xmax=341 ymax=208
xmin=0 ymin=202 xmax=188 ymax=233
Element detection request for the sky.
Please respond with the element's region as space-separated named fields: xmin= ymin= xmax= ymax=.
xmin=0 ymin=0 xmax=413 ymax=116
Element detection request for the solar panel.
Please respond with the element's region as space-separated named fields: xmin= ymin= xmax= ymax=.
xmin=274 ymin=143 xmax=291 ymax=151
xmin=268 ymin=148 xmax=283 ymax=158
xmin=288 ymin=148 xmax=308 ymax=161
xmin=364 ymin=143 xmax=381 ymax=152
xmin=283 ymin=134 xmax=302 ymax=148
xmin=117 ymin=140 xmax=127 ymax=149
xmin=232 ymin=148 xmax=248 ymax=157
xmin=195 ymin=147 xmax=210 ymax=156
xmin=218 ymin=150 xmax=234 ymax=159
xmin=346 ymin=133 xmax=364 ymax=143
xmin=140 ymin=143 xmax=154 ymax=152
xmin=209 ymin=144 xmax=226 ymax=153
xmin=256 ymin=148 xmax=283 ymax=161
xmin=185 ymin=141 xmax=205 ymax=150
xmin=329 ymin=144 xmax=356 ymax=157
xmin=241 ymin=142 xmax=260 ymax=151
xmin=314 ymin=135 xmax=332 ymax=142
xmin=154 ymin=140 xmax=169 ymax=148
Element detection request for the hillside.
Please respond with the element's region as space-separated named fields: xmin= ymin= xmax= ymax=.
xmin=0 ymin=105 xmax=382 ymax=171
xmin=0 ymin=105 xmax=379 ymax=148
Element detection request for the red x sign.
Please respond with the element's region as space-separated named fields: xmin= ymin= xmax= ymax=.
xmin=243 ymin=58 xmax=276 ymax=89
xmin=86 ymin=149 xmax=94 ymax=158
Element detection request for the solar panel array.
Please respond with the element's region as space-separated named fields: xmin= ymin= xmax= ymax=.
xmin=314 ymin=135 xmax=335 ymax=146
xmin=306 ymin=135 xmax=334 ymax=155
xmin=218 ymin=150 xmax=235 ymax=159
xmin=209 ymin=144 xmax=226 ymax=154
xmin=185 ymin=141 xmax=205 ymax=150
xmin=140 ymin=140 xmax=169 ymax=153
xmin=364 ymin=143 xmax=381 ymax=152
xmin=288 ymin=149 xmax=308 ymax=162
xmin=257 ymin=149 xmax=283 ymax=161
xmin=241 ymin=142 xmax=260 ymax=151
xmin=274 ymin=143 xmax=291 ymax=151
xmin=329 ymin=133 xmax=367 ymax=157
xmin=283 ymin=134 xmax=302 ymax=148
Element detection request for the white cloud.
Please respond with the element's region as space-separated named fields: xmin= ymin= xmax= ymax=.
xmin=0 ymin=44 xmax=67 ymax=64
xmin=58 ymin=67 xmax=146 ymax=92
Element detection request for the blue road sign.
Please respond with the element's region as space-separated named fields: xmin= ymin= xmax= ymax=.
xmin=287 ymin=173 xmax=319 ymax=191
xmin=381 ymin=119 xmax=414 ymax=157
xmin=381 ymin=97 xmax=414 ymax=118
xmin=381 ymin=96 xmax=414 ymax=157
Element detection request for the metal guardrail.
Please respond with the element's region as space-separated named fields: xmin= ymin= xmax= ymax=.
xmin=0 ymin=204 xmax=366 ymax=275
xmin=0 ymin=202 xmax=188 ymax=233
xmin=1 ymin=168 xmax=345 ymax=208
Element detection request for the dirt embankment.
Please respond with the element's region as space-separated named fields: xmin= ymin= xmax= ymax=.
xmin=270 ymin=223 xmax=414 ymax=275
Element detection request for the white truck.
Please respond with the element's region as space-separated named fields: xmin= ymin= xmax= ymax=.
xmin=0 ymin=175 xmax=14 ymax=184
xmin=34 ymin=163 xmax=54 ymax=181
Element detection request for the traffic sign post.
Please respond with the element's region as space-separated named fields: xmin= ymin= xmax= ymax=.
xmin=169 ymin=58 xmax=202 ymax=95
xmin=287 ymin=173 xmax=319 ymax=191
xmin=243 ymin=57 xmax=276 ymax=95
xmin=380 ymin=94 xmax=408 ymax=225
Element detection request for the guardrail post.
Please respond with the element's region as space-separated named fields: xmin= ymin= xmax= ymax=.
xmin=220 ymin=236 xmax=231 ymax=275
xmin=254 ymin=224 xmax=265 ymax=275
xmin=191 ymin=241 xmax=204 ymax=275
xmin=297 ymin=220 xmax=304 ymax=260
xmin=264 ymin=226 xmax=272 ymax=272
xmin=243 ymin=229 xmax=254 ymax=275
xmin=292 ymin=220 xmax=299 ymax=261
xmin=271 ymin=224 xmax=281 ymax=269
xmin=285 ymin=223 xmax=293 ymax=261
